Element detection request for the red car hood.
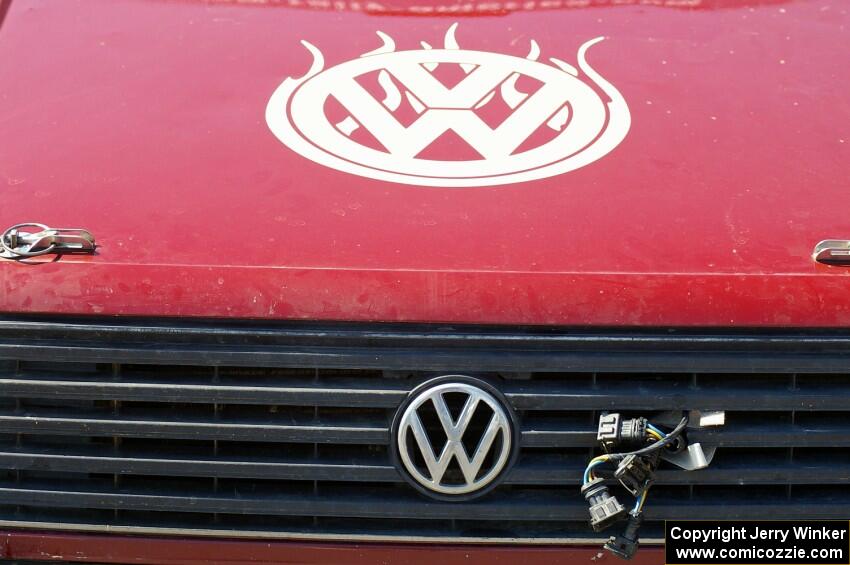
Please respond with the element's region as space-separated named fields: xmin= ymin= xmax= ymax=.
xmin=0 ymin=0 xmax=848 ymax=326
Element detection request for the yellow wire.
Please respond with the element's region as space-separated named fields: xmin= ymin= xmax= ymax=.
xmin=647 ymin=429 xmax=663 ymax=441
xmin=638 ymin=487 xmax=650 ymax=512
xmin=587 ymin=455 xmax=610 ymax=480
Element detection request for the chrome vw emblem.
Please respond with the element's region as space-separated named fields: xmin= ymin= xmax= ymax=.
xmin=393 ymin=378 xmax=516 ymax=499
xmin=266 ymin=23 xmax=630 ymax=187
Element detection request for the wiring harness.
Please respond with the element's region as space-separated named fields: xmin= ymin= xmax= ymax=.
xmin=581 ymin=413 xmax=689 ymax=560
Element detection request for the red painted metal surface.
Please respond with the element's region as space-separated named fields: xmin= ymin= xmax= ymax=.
xmin=0 ymin=3 xmax=843 ymax=562
xmin=0 ymin=0 xmax=849 ymax=327
xmin=0 ymin=530 xmax=666 ymax=564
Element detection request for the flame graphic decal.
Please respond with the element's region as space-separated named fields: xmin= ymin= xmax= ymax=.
xmin=267 ymin=24 xmax=631 ymax=187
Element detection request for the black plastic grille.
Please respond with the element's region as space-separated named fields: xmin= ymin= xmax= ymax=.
xmin=0 ymin=317 xmax=849 ymax=543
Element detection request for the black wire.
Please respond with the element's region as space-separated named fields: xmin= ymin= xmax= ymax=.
xmin=607 ymin=414 xmax=690 ymax=461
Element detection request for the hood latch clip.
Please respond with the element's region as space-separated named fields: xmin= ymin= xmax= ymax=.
xmin=813 ymin=240 xmax=850 ymax=265
xmin=1 ymin=223 xmax=96 ymax=260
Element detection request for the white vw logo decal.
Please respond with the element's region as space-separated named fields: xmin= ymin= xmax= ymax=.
xmin=394 ymin=379 xmax=514 ymax=497
xmin=266 ymin=24 xmax=630 ymax=187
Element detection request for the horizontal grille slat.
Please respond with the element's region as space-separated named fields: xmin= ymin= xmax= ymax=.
xmin=0 ymin=447 xmax=399 ymax=482
xmin=520 ymin=423 xmax=850 ymax=448
xmin=4 ymin=447 xmax=846 ymax=486
xmin=0 ymin=413 xmax=389 ymax=444
xmin=504 ymin=383 xmax=850 ymax=411
xmin=0 ymin=375 xmax=408 ymax=407
xmin=7 ymin=344 xmax=850 ymax=373
xmin=1 ymin=317 xmax=849 ymax=544
xmin=510 ymin=461 xmax=850 ymax=485
xmin=2 ymin=484 xmax=849 ymax=521
xmin=6 ymin=376 xmax=848 ymax=411
xmin=689 ymin=425 xmax=850 ymax=447
xmin=0 ymin=484 xmax=585 ymax=521
xmin=3 ymin=318 xmax=850 ymax=373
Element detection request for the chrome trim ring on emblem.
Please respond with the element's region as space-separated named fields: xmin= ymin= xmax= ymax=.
xmin=392 ymin=376 xmax=518 ymax=500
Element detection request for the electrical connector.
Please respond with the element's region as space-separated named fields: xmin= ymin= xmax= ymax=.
xmin=614 ymin=454 xmax=656 ymax=497
xmin=597 ymin=413 xmax=648 ymax=453
xmin=581 ymin=478 xmax=628 ymax=532
xmin=583 ymin=413 xmax=694 ymax=560
xmin=604 ymin=511 xmax=644 ymax=560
